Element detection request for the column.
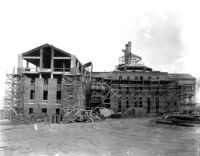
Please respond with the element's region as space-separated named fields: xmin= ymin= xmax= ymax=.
xmin=51 ymin=47 xmax=54 ymax=78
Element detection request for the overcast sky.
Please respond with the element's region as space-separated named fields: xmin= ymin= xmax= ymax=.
xmin=0 ymin=0 xmax=200 ymax=108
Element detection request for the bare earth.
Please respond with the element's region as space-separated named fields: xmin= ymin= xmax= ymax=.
xmin=0 ymin=118 xmax=199 ymax=156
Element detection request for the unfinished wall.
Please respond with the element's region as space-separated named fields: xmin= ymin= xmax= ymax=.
xmin=62 ymin=76 xmax=86 ymax=111
xmin=23 ymin=77 xmax=30 ymax=105
xmin=48 ymin=78 xmax=57 ymax=105
xmin=35 ymin=78 xmax=43 ymax=104
xmin=91 ymin=71 xmax=180 ymax=116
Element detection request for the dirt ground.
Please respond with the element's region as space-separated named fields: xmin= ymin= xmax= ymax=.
xmin=0 ymin=118 xmax=200 ymax=156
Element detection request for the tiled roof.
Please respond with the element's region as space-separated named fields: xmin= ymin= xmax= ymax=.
xmin=168 ymin=73 xmax=195 ymax=79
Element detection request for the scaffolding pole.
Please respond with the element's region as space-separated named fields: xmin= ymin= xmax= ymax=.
xmin=4 ymin=69 xmax=24 ymax=119
xmin=61 ymin=75 xmax=86 ymax=112
xmin=90 ymin=76 xmax=192 ymax=115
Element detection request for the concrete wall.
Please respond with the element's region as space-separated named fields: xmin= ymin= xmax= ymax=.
xmin=48 ymin=78 xmax=57 ymax=105
xmin=23 ymin=78 xmax=62 ymax=116
xmin=24 ymin=104 xmax=61 ymax=116
xmin=24 ymin=77 xmax=30 ymax=105
xmin=35 ymin=78 xmax=44 ymax=104
xmin=23 ymin=77 xmax=87 ymax=116
xmin=109 ymin=91 xmax=168 ymax=115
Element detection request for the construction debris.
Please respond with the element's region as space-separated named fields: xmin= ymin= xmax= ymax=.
xmin=99 ymin=108 xmax=113 ymax=117
xmin=61 ymin=109 xmax=102 ymax=123
xmin=6 ymin=108 xmax=104 ymax=124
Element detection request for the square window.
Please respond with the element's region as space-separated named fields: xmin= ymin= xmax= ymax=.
xmin=42 ymin=108 xmax=47 ymax=114
xmin=134 ymin=101 xmax=138 ymax=107
xmin=57 ymin=91 xmax=61 ymax=100
xmin=31 ymin=78 xmax=35 ymax=84
xmin=139 ymin=101 xmax=142 ymax=107
xmin=56 ymin=108 xmax=60 ymax=115
xmin=57 ymin=77 xmax=62 ymax=84
xmin=43 ymin=91 xmax=48 ymax=100
xmin=30 ymin=90 xmax=35 ymax=100
xmin=44 ymin=78 xmax=48 ymax=84
xmin=29 ymin=108 xmax=33 ymax=114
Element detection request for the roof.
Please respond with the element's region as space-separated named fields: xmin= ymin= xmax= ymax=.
xmin=168 ymin=73 xmax=196 ymax=80
xmin=22 ymin=44 xmax=71 ymax=57
xmin=117 ymin=63 xmax=152 ymax=72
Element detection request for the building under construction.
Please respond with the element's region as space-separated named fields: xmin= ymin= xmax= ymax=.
xmin=90 ymin=42 xmax=196 ymax=116
xmin=4 ymin=42 xmax=196 ymax=121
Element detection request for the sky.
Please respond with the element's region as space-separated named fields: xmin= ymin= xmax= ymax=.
xmin=0 ymin=0 xmax=200 ymax=108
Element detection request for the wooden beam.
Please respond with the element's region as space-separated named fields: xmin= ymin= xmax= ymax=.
xmin=18 ymin=54 xmax=23 ymax=68
xmin=51 ymin=47 xmax=54 ymax=78
xmin=22 ymin=56 xmax=40 ymax=59
xmin=26 ymin=61 xmax=29 ymax=68
xmin=53 ymin=57 xmax=71 ymax=60
xmin=40 ymin=48 xmax=43 ymax=69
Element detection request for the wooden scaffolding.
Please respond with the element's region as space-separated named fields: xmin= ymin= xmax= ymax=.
xmin=4 ymin=71 xmax=24 ymax=119
xmin=61 ymin=75 xmax=87 ymax=113
xmin=89 ymin=76 xmax=192 ymax=115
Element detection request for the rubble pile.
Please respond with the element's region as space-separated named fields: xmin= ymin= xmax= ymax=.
xmin=6 ymin=109 xmax=105 ymax=124
xmin=62 ymin=109 xmax=104 ymax=123
xmin=12 ymin=113 xmax=51 ymax=123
